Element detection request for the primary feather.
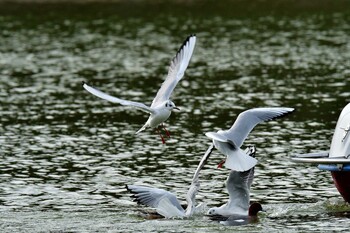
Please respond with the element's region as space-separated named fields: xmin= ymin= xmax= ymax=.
xmin=151 ymin=35 xmax=196 ymax=108
xmin=223 ymin=107 xmax=295 ymax=147
xmin=206 ymin=107 xmax=294 ymax=171
xmin=82 ymin=82 xmax=154 ymax=114
xmin=83 ymin=35 xmax=196 ymax=139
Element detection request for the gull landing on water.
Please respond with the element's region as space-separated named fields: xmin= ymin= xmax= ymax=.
xmin=82 ymin=35 xmax=196 ymax=144
xmin=208 ymin=146 xmax=264 ymax=225
xmin=207 ymin=146 xmax=258 ymax=217
xmin=126 ymin=145 xmax=215 ymax=218
xmin=205 ymin=107 xmax=295 ymax=171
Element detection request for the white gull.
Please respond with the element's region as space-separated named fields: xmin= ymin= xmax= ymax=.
xmin=205 ymin=107 xmax=295 ymax=171
xmin=126 ymin=144 xmax=214 ymax=218
xmin=207 ymin=146 xmax=262 ymax=218
xmin=83 ymin=35 xmax=196 ymax=144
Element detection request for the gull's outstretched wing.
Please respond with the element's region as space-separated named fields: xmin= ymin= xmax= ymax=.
xmin=83 ymin=82 xmax=154 ymax=114
xmin=226 ymin=146 xmax=255 ymax=206
xmin=185 ymin=144 xmax=215 ymax=216
xmin=126 ymin=185 xmax=185 ymax=218
xmin=226 ymin=168 xmax=255 ymax=213
xmin=226 ymin=146 xmax=256 ymax=214
xmin=223 ymin=107 xmax=294 ymax=147
xmin=205 ymin=131 xmax=238 ymax=148
xmin=151 ymin=35 xmax=196 ymax=108
xmin=191 ymin=144 xmax=215 ymax=183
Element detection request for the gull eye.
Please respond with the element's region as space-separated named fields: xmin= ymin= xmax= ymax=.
xmin=165 ymin=103 xmax=168 ymax=107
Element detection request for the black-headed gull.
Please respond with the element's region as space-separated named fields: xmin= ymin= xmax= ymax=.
xmin=83 ymin=35 xmax=196 ymax=144
xmin=126 ymin=144 xmax=214 ymax=218
xmin=205 ymin=107 xmax=294 ymax=171
xmin=207 ymin=146 xmax=264 ymax=221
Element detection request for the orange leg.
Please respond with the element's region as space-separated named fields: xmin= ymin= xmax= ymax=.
xmin=156 ymin=128 xmax=166 ymax=144
xmin=162 ymin=124 xmax=170 ymax=138
xmin=217 ymin=159 xmax=226 ymax=169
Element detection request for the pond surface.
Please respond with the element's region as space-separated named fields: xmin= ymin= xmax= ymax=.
xmin=1 ymin=1 xmax=350 ymax=232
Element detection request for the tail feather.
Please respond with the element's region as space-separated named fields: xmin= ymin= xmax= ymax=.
xmin=225 ymin=149 xmax=257 ymax=171
xmin=136 ymin=124 xmax=147 ymax=134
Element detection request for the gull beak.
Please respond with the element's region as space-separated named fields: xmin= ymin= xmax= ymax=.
xmin=173 ymin=106 xmax=180 ymax=111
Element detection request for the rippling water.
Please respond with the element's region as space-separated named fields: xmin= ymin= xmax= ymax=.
xmin=1 ymin=1 xmax=350 ymax=232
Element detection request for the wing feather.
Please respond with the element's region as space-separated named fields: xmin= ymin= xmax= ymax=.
xmin=151 ymin=35 xmax=196 ymax=107
xmin=126 ymin=185 xmax=184 ymax=217
xmin=184 ymin=144 xmax=215 ymax=216
xmin=83 ymin=82 xmax=154 ymax=114
xmin=223 ymin=107 xmax=294 ymax=147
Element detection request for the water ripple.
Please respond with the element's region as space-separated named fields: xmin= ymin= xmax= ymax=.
xmin=1 ymin=3 xmax=350 ymax=231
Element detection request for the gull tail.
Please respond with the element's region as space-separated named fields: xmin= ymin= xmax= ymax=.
xmin=225 ymin=149 xmax=258 ymax=172
xmin=136 ymin=124 xmax=147 ymax=134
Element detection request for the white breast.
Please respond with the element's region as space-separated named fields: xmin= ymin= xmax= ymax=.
xmin=148 ymin=108 xmax=172 ymax=128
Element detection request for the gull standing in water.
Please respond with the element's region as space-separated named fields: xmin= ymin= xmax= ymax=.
xmin=83 ymin=35 xmax=196 ymax=144
xmin=205 ymin=107 xmax=295 ymax=171
xmin=207 ymin=146 xmax=263 ymax=221
xmin=126 ymin=144 xmax=215 ymax=218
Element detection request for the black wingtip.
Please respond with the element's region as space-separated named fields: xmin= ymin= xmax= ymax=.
xmin=125 ymin=185 xmax=138 ymax=195
xmin=267 ymin=107 xmax=296 ymax=122
xmin=175 ymin=34 xmax=196 ymax=55
xmin=125 ymin=185 xmax=142 ymax=205
xmin=82 ymin=81 xmax=86 ymax=86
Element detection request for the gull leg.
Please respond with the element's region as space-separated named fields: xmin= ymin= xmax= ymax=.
xmin=217 ymin=159 xmax=226 ymax=169
xmin=156 ymin=128 xmax=166 ymax=144
xmin=162 ymin=124 xmax=170 ymax=138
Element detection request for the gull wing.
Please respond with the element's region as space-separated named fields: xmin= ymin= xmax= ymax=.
xmin=223 ymin=107 xmax=295 ymax=147
xmin=205 ymin=132 xmax=229 ymax=143
xmin=244 ymin=166 xmax=255 ymax=191
xmin=226 ymin=168 xmax=255 ymax=213
xmin=243 ymin=146 xmax=256 ymax=190
xmin=126 ymin=185 xmax=185 ymax=218
xmin=83 ymin=82 xmax=154 ymax=114
xmin=151 ymin=35 xmax=196 ymax=108
xmin=191 ymin=144 xmax=215 ymax=182
xmin=185 ymin=144 xmax=215 ymax=216
xmin=157 ymin=198 xmax=186 ymax=218
xmin=205 ymin=132 xmax=238 ymax=148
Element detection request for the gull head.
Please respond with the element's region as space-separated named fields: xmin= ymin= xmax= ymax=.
xmin=164 ymin=100 xmax=180 ymax=111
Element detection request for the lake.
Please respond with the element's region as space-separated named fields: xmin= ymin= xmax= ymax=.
xmin=1 ymin=0 xmax=350 ymax=232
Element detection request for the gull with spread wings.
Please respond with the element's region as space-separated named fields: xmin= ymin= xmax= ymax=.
xmin=125 ymin=146 xmax=258 ymax=219
xmin=207 ymin=146 xmax=264 ymax=221
xmin=205 ymin=107 xmax=294 ymax=171
xmin=83 ymin=35 xmax=196 ymax=144
xmin=126 ymin=144 xmax=214 ymax=218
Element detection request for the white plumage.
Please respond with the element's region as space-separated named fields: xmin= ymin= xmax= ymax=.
xmin=126 ymin=145 xmax=214 ymax=218
xmin=83 ymin=35 xmax=196 ymax=143
xmin=206 ymin=107 xmax=294 ymax=171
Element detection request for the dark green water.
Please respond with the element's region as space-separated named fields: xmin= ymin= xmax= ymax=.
xmin=1 ymin=1 xmax=350 ymax=232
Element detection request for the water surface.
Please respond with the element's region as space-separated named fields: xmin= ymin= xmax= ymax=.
xmin=1 ymin=1 xmax=350 ymax=232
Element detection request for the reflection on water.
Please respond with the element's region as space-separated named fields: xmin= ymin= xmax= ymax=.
xmin=1 ymin=0 xmax=350 ymax=232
